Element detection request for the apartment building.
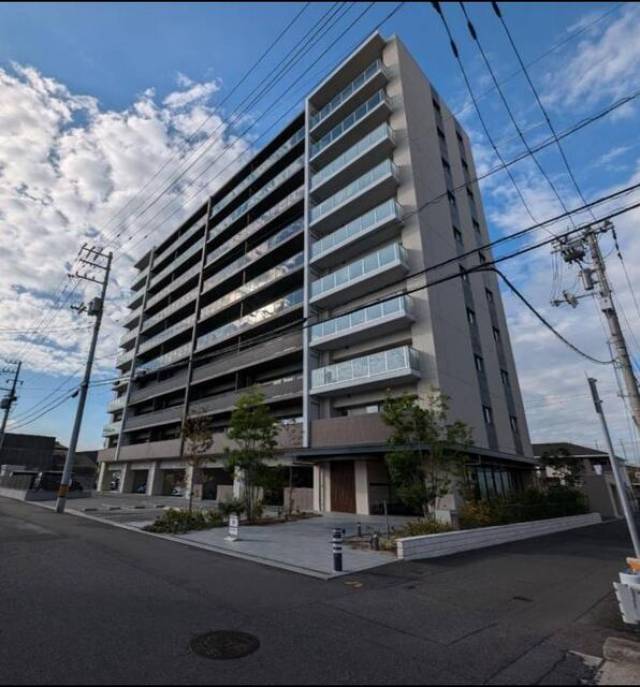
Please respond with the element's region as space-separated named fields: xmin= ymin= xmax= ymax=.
xmin=97 ymin=32 xmax=534 ymax=514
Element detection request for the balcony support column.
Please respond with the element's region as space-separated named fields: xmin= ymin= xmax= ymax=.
xmin=354 ymin=460 xmax=370 ymax=515
xmin=146 ymin=461 xmax=163 ymax=496
xmin=96 ymin=461 xmax=109 ymax=492
xmin=118 ymin=462 xmax=134 ymax=494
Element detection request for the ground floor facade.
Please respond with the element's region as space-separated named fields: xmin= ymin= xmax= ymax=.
xmin=97 ymin=446 xmax=536 ymax=516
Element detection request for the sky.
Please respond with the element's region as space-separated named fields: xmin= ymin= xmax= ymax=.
xmin=0 ymin=1 xmax=639 ymax=460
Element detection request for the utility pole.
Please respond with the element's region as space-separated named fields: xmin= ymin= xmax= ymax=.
xmin=56 ymin=245 xmax=112 ymax=514
xmin=0 ymin=360 xmax=22 ymax=451
xmin=553 ymin=220 xmax=640 ymax=430
xmin=588 ymin=377 xmax=640 ymax=557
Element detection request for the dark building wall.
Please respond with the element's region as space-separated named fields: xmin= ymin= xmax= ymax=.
xmin=0 ymin=433 xmax=56 ymax=470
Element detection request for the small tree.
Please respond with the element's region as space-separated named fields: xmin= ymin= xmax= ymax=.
xmin=381 ymin=389 xmax=472 ymax=518
xmin=539 ymin=447 xmax=583 ymax=488
xmin=182 ymin=412 xmax=213 ymax=513
xmin=224 ymin=388 xmax=278 ymax=522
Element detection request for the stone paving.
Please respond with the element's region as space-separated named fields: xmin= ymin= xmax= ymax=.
xmin=121 ymin=511 xmax=414 ymax=578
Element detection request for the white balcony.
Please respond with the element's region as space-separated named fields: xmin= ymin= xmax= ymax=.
xmin=123 ymin=305 xmax=142 ymax=328
xmin=309 ymin=89 xmax=392 ymax=169
xmin=310 ymin=295 xmax=414 ymax=350
xmin=115 ymin=348 xmax=135 ymax=369
xmin=310 ymin=123 xmax=394 ymax=201
xmin=107 ymin=396 xmax=126 ymax=413
xmin=309 ymin=158 xmax=399 ymax=236
xmin=310 ymin=243 xmax=409 ymax=308
xmin=310 ymin=198 xmax=402 ymax=269
xmin=310 ymin=345 xmax=420 ymax=396
xmin=119 ymin=327 xmax=137 ymax=348
xmin=102 ymin=420 xmax=122 ymax=438
xmin=309 ymin=58 xmax=387 ymax=136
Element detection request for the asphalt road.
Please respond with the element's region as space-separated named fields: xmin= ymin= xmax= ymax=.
xmin=1 ymin=497 xmax=638 ymax=685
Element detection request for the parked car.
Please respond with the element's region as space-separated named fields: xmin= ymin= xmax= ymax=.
xmin=171 ymin=485 xmax=185 ymax=497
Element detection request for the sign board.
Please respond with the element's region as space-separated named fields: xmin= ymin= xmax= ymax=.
xmin=226 ymin=513 xmax=240 ymax=541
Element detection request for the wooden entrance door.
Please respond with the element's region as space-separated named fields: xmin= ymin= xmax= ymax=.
xmin=331 ymin=461 xmax=356 ymax=513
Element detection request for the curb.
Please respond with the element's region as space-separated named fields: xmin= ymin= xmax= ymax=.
xmin=20 ymin=498 xmax=343 ymax=580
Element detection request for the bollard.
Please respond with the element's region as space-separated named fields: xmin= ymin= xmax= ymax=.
xmin=370 ymin=532 xmax=380 ymax=551
xmin=357 ymin=522 xmax=362 ymax=538
xmin=332 ymin=527 xmax=343 ymax=572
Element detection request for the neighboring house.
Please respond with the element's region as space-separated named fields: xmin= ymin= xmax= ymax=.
xmin=98 ymin=32 xmax=535 ymax=514
xmin=533 ymin=442 xmax=637 ymax=519
xmin=0 ymin=434 xmax=98 ymax=491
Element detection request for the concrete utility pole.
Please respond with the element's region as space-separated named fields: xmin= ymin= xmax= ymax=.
xmin=56 ymin=246 xmax=112 ymax=514
xmin=0 ymin=360 xmax=22 ymax=451
xmin=588 ymin=377 xmax=640 ymax=557
xmin=553 ymin=220 xmax=640 ymax=430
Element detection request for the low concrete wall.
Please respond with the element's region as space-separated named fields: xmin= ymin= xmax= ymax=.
xmin=396 ymin=513 xmax=603 ymax=560
xmin=0 ymin=486 xmax=90 ymax=502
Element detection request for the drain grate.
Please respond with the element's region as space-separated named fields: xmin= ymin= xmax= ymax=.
xmin=190 ymin=631 xmax=260 ymax=660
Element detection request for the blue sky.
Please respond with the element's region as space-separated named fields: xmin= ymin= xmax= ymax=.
xmin=1 ymin=2 xmax=639 ymax=458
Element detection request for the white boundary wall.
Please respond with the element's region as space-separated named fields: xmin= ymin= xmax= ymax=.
xmin=396 ymin=513 xmax=603 ymax=560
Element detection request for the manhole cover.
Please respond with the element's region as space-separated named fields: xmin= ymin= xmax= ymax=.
xmin=190 ymin=631 xmax=260 ymax=660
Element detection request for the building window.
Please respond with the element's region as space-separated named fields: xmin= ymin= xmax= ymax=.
xmin=472 ymin=219 xmax=481 ymax=234
xmin=483 ymin=405 xmax=494 ymax=424
xmin=492 ymin=326 xmax=501 ymax=342
xmin=447 ymin=190 xmax=456 ymax=207
xmin=467 ymin=308 xmax=476 ymax=324
xmin=453 ymin=227 xmax=463 ymax=245
xmin=459 ymin=265 xmax=469 ymax=282
xmin=474 ymin=355 xmax=484 ymax=372
xmin=500 ymin=369 xmax=510 ymax=386
xmin=466 ymin=186 xmax=474 ymax=202
xmin=486 ymin=288 xmax=494 ymax=304
xmin=510 ymin=415 xmax=519 ymax=433
xmin=341 ymin=403 xmax=382 ymax=416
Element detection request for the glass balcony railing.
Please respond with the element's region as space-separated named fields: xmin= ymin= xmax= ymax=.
xmin=200 ymin=252 xmax=304 ymax=322
xmin=311 ymin=199 xmax=400 ymax=261
xmin=310 ymin=89 xmax=387 ymax=159
xmin=311 ymin=243 xmax=407 ymax=301
xmin=145 ymin=263 xmax=201 ymax=310
xmin=137 ymin=314 xmax=196 ymax=355
xmin=140 ymin=342 xmax=192 ymax=372
xmin=102 ymin=420 xmax=123 ymax=438
xmin=116 ymin=348 xmax=135 ymax=368
xmin=153 ymin=221 xmax=205 ymax=269
xmin=310 ymin=59 xmax=383 ymax=130
xmin=211 ymin=155 xmax=304 ymax=238
xmin=206 ymin=186 xmax=304 ymax=266
xmin=142 ymin=288 xmax=198 ymax=332
xmin=197 ymin=288 xmax=303 ymax=353
xmin=107 ymin=396 xmax=127 ymax=413
xmin=210 ymin=127 xmax=304 ymax=221
xmin=202 ymin=219 xmax=303 ymax=294
xmin=311 ymin=123 xmax=392 ymax=190
xmin=311 ymin=345 xmax=420 ymax=392
xmin=310 ymin=159 xmax=396 ymax=226
xmin=310 ymin=295 xmax=413 ymax=343
xmin=150 ymin=239 xmax=203 ymax=288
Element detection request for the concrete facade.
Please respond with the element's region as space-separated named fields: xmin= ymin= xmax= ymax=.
xmin=99 ymin=33 xmax=534 ymax=514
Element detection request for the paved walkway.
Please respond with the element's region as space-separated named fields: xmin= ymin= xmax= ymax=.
xmin=122 ymin=512 xmax=413 ymax=577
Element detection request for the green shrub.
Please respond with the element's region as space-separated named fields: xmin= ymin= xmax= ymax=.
xmin=144 ymin=508 xmax=223 ymax=534
xmin=217 ymin=497 xmax=245 ymax=519
xmin=393 ymin=518 xmax=455 ymax=538
xmin=459 ymin=486 xmax=588 ymax=529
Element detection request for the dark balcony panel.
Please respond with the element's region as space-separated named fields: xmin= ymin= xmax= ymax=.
xmin=311 ymin=414 xmax=391 ymax=448
xmin=129 ymin=371 xmax=189 ymax=405
xmin=98 ymin=439 xmax=181 ymax=463
xmin=124 ymin=405 xmax=184 ymax=432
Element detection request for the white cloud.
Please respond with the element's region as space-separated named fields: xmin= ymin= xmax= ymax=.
xmin=542 ymin=4 xmax=640 ymax=113
xmin=0 ymin=62 xmax=250 ymax=381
